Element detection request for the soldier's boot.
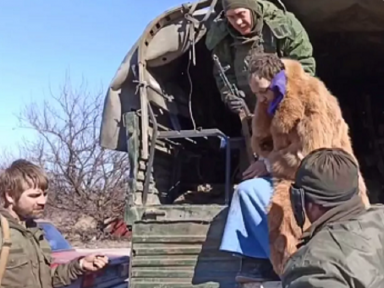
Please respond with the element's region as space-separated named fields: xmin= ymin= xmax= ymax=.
xmin=235 ymin=257 xmax=280 ymax=284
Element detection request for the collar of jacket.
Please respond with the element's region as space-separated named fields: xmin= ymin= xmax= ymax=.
xmin=298 ymin=196 xmax=366 ymax=247
xmin=0 ymin=207 xmax=43 ymax=240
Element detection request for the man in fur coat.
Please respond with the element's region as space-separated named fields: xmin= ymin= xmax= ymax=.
xmin=220 ymin=52 xmax=371 ymax=283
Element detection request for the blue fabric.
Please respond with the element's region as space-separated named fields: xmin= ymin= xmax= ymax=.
xmin=220 ymin=177 xmax=274 ymax=259
xmin=268 ymin=70 xmax=287 ymax=116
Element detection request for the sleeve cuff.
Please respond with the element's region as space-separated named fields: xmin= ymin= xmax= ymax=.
xmin=70 ymin=257 xmax=86 ymax=275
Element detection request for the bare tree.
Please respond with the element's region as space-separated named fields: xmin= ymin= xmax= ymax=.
xmin=0 ymin=148 xmax=17 ymax=170
xmin=17 ymin=77 xmax=130 ymax=230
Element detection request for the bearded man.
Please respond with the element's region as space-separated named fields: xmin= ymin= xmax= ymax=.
xmin=0 ymin=159 xmax=109 ymax=287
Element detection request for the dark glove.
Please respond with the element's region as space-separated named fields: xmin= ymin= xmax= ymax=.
xmin=224 ymin=93 xmax=244 ymax=114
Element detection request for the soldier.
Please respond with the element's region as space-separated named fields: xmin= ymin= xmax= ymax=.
xmin=0 ymin=159 xmax=109 ymax=288
xmin=205 ymin=0 xmax=315 ymax=115
xmin=205 ymin=0 xmax=316 ymax=283
xmin=283 ymin=148 xmax=383 ymax=287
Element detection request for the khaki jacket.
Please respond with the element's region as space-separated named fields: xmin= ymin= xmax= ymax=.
xmin=0 ymin=209 xmax=84 ymax=288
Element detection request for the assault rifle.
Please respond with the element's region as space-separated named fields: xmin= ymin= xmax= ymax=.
xmin=212 ymin=54 xmax=255 ymax=164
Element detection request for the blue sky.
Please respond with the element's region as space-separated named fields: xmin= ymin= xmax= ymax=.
xmin=0 ymin=0 xmax=185 ymax=152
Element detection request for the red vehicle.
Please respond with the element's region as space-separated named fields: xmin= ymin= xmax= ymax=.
xmin=37 ymin=220 xmax=129 ymax=288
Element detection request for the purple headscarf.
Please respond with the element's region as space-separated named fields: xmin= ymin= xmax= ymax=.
xmin=267 ymin=70 xmax=287 ymax=115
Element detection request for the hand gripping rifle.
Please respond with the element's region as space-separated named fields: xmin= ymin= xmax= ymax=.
xmin=212 ymin=54 xmax=255 ymax=164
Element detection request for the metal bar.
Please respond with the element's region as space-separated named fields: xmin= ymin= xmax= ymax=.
xmin=138 ymin=72 xmax=149 ymax=160
xmin=142 ymin=103 xmax=158 ymax=206
xmin=147 ymin=127 xmax=234 ymax=206
xmin=159 ymin=129 xmax=232 ymax=203
xmin=147 ymin=83 xmax=174 ymax=102
xmin=158 ymin=129 xmax=227 ymax=139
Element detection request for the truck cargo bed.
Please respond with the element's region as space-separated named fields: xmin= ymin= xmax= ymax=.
xmin=130 ymin=205 xmax=240 ymax=288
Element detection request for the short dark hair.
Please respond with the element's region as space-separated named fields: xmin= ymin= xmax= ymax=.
xmin=248 ymin=52 xmax=285 ymax=80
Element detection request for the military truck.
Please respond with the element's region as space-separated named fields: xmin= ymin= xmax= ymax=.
xmin=100 ymin=0 xmax=384 ymax=286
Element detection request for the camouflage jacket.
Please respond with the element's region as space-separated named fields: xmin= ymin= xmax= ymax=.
xmin=0 ymin=209 xmax=84 ymax=288
xmin=282 ymin=203 xmax=384 ymax=288
xmin=205 ymin=0 xmax=316 ymax=111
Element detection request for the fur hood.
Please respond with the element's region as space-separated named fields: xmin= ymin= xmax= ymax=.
xmin=281 ymin=58 xmax=325 ymax=109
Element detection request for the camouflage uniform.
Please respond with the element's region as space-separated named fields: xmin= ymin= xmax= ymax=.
xmin=0 ymin=209 xmax=84 ymax=288
xmin=205 ymin=0 xmax=316 ymax=112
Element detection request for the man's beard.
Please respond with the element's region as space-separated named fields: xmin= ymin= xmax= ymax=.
xmin=31 ymin=209 xmax=44 ymax=218
xmin=14 ymin=206 xmax=44 ymax=221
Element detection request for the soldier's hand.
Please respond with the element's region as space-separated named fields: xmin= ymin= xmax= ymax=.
xmin=80 ymin=254 xmax=109 ymax=272
xmin=225 ymin=94 xmax=244 ymax=113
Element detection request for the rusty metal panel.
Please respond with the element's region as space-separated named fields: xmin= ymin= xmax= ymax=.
xmin=130 ymin=205 xmax=240 ymax=288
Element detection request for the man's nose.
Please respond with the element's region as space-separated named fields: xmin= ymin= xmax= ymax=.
xmin=37 ymin=195 xmax=47 ymax=205
xmin=235 ymin=17 xmax=243 ymax=26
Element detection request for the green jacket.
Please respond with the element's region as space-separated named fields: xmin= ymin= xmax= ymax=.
xmin=0 ymin=209 xmax=84 ymax=288
xmin=282 ymin=204 xmax=384 ymax=288
xmin=205 ymin=0 xmax=315 ymax=111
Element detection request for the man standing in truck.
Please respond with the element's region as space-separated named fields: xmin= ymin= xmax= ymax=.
xmin=205 ymin=0 xmax=315 ymax=115
xmin=204 ymin=0 xmax=316 ymax=283
xmin=283 ymin=148 xmax=383 ymax=287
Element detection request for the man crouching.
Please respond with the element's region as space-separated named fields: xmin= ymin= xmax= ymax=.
xmin=0 ymin=159 xmax=109 ymax=287
xmin=283 ymin=148 xmax=383 ymax=287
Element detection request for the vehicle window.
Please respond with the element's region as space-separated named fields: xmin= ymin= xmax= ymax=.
xmin=38 ymin=222 xmax=73 ymax=251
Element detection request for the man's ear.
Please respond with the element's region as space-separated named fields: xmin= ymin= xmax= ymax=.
xmin=4 ymin=191 xmax=15 ymax=205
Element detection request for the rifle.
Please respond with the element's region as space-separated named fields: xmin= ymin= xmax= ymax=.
xmin=212 ymin=54 xmax=255 ymax=164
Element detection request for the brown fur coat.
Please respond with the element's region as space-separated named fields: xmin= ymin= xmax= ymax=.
xmin=251 ymin=58 xmax=371 ymax=276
